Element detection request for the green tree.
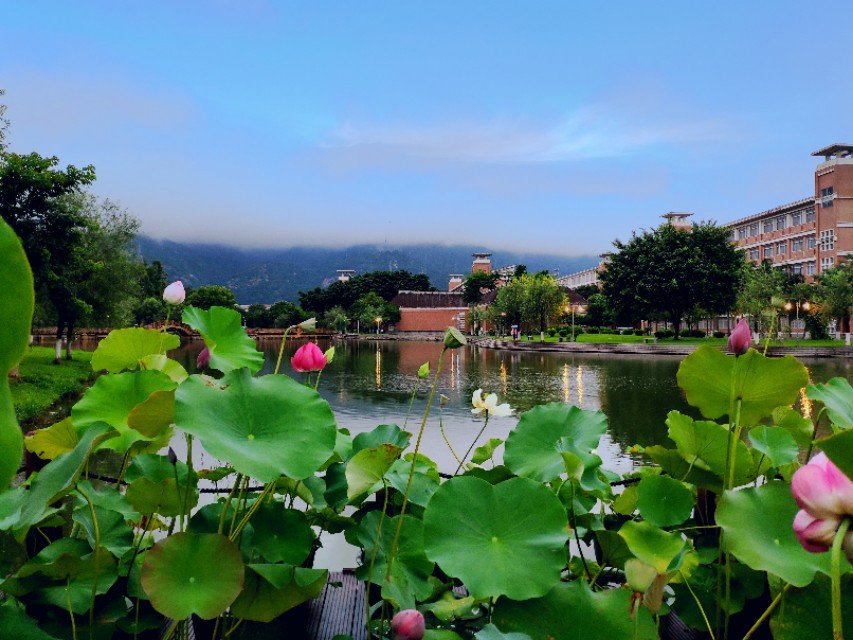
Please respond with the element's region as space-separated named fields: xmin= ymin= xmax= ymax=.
xmin=0 ymin=152 xmax=97 ymax=359
xmin=299 ymin=270 xmax=433 ymax=314
xmin=601 ymin=222 xmax=744 ymax=338
xmin=324 ymin=305 xmax=349 ymax=334
xmin=186 ymin=285 xmax=237 ymax=310
xmin=815 ymin=262 xmax=853 ymax=334
xmin=520 ymin=272 xmax=564 ymax=337
xmin=268 ymin=300 xmax=307 ymax=328
xmin=140 ymin=259 xmax=168 ymax=299
xmin=244 ymin=303 xmax=272 ymax=328
xmin=135 ymin=297 xmax=167 ymax=325
xmin=736 ymin=261 xmax=787 ymax=336
xmin=351 ymin=292 xmax=400 ymax=331
xmin=0 ymin=89 xmax=9 ymax=152
xmin=583 ymin=293 xmax=611 ymax=327
xmin=462 ymin=271 xmax=499 ymax=305
xmin=494 ymin=278 xmax=526 ymax=330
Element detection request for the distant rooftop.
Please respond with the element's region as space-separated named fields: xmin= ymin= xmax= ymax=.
xmin=812 ymin=143 xmax=853 ymax=159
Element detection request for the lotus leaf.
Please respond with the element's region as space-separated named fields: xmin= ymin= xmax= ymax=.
xmin=504 ymin=403 xmax=607 ymax=482
xmin=139 ymin=353 xmax=188 ymax=383
xmin=386 ymin=455 xmax=441 ymax=508
xmin=636 ymin=475 xmax=694 ymax=527
xmin=817 ymin=429 xmax=853 ymax=479
xmin=72 ymin=370 xmax=176 ymax=452
xmin=807 ymin=377 xmax=853 ymax=428
xmin=229 ymin=564 xmax=327 ymax=622
xmin=175 ymin=368 xmax=337 ymax=481
xmin=475 ymin=624 xmax=533 ymax=640
xmin=666 ymin=411 xmax=752 ymax=484
xmin=24 ymin=418 xmax=78 ymax=460
xmin=72 ymin=505 xmax=135 ymax=558
xmin=492 ymin=581 xmax=657 ymax=640
xmin=141 ymin=532 xmax=244 ymax=620
xmin=346 ymin=443 xmax=402 ymax=500
xmin=0 ymin=602 xmax=60 ymax=640
xmin=769 ymin=573 xmax=853 ymax=639
xmin=677 ymin=346 xmax=808 ymax=425
xmin=248 ymin=502 xmax=315 ymax=565
xmin=351 ymin=423 xmax=410 ymax=456
xmin=472 ymin=438 xmax=504 ymax=465
xmin=716 ymin=481 xmax=843 ymax=586
xmin=618 ymin=520 xmax=686 ymax=574
xmin=748 ymin=425 xmax=799 ymax=468
xmin=182 ymin=305 xmax=264 ymax=374
xmin=126 ymin=389 xmax=175 ymax=438
xmin=90 ymin=328 xmax=179 ymax=373
xmin=423 ymin=475 xmax=568 ymax=600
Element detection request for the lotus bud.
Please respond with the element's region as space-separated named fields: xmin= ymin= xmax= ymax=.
xmin=298 ymin=317 xmax=317 ymax=332
xmin=418 ymin=362 xmax=430 ymax=379
xmin=391 ymin=609 xmax=425 ymax=640
xmin=728 ymin=318 xmax=751 ymax=356
xmin=443 ymin=326 xmax=467 ymax=349
xmin=791 ymin=452 xmax=853 ymax=558
xmin=196 ymin=346 xmax=210 ymax=370
xmin=167 ymin=447 xmax=178 ymax=466
xmin=162 ymin=281 xmax=185 ymax=305
xmin=440 ymin=394 xmax=450 ymax=407
xmin=323 ymin=346 xmax=335 ymax=364
xmin=291 ymin=342 xmax=327 ymax=373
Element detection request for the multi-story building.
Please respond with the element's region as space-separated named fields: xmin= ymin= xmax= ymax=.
xmin=727 ymin=143 xmax=853 ymax=278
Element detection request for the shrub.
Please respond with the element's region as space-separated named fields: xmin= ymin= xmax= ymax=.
xmin=713 ymin=331 xmax=726 ymax=339
xmin=633 ymin=329 xmax=645 ymax=336
xmin=688 ymin=329 xmax=707 ymax=338
xmin=621 ymin=328 xmax=634 ymax=336
xmin=654 ymin=329 xmax=675 ymax=340
xmin=585 ymin=327 xmax=600 ymax=334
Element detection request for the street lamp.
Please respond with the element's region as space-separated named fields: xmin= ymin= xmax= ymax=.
xmin=565 ymin=304 xmax=585 ymax=342
xmin=375 ymin=316 xmax=382 ymax=334
xmin=784 ymin=301 xmax=811 ymax=344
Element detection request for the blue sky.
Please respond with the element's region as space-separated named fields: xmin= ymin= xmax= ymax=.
xmin=3 ymin=1 xmax=853 ymax=256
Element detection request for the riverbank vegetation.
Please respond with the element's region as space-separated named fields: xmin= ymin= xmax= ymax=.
xmin=9 ymin=347 xmax=94 ymax=423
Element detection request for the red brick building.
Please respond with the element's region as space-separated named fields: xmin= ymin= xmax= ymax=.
xmin=391 ymin=290 xmax=469 ymax=332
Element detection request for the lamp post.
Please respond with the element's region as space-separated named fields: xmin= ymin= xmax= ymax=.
xmin=784 ymin=300 xmax=811 ymax=345
xmin=565 ymin=304 xmax=585 ymax=342
xmin=375 ymin=316 xmax=382 ymax=335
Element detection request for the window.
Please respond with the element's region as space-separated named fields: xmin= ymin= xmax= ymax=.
xmin=749 ymin=223 xmax=759 ymax=236
xmin=807 ymin=234 xmax=816 ymax=249
xmin=821 ymin=257 xmax=834 ymax=270
xmin=777 ymin=241 xmax=787 ymax=255
xmin=806 ymin=207 xmax=816 ymax=223
xmin=738 ymin=227 xmax=747 ymax=240
xmin=792 ymin=264 xmax=803 ymax=275
xmin=792 ymin=211 xmax=802 ymax=225
xmin=820 ymin=229 xmax=835 ymax=251
xmin=763 ymin=245 xmax=773 ymax=258
xmin=776 ymin=217 xmax=786 ymax=230
xmin=728 ymin=230 xmax=736 ymax=242
xmin=821 ymin=186 xmax=834 ymax=208
xmin=807 ymin=261 xmax=816 ymax=275
xmin=749 ymin=248 xmax=759 ymax=261
xmin=791 ymin=237 xmax=804 ymax=252
xmin=763 ymin=220 xmax=774 ymax=233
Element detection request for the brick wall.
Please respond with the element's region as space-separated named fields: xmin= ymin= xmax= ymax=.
xmin=396 ymin=307 xmax=468 ymax=332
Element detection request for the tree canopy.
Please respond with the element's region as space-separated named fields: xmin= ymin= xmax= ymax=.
xmin=601 ymin=222 xmax=744 ymax=337
xmin=462 ymin=271 xmax=499 ymax=304
xmin=299 ymin=270 xmax=433 ymax=314
xmin=186 ymin=285 xmax=237 ymax=310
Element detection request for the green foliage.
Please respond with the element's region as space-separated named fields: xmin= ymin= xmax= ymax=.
xmin=462 ymin=271 xmax=499 ymax=304
xmin=601 ymin=221 xmax=744 ymax=337
xmin=185 ymin=284 xmax=237 ymax=310
xmin=299 ymin=269 xmax=433 ymax=314
xmin=493 ymin=272 xmax=564 ymax=333
xmin=182 ymin=305 xmax=264 ymax=374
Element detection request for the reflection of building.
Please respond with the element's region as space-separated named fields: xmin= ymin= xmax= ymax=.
xmin=727 ymin=144 xmax=853 ymax=279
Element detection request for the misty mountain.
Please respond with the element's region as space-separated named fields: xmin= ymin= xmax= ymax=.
xmin=136 ymin=237 xmax=600 ymax=304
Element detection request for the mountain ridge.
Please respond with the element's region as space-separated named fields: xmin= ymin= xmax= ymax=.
xmin=136 ymin=237 xmax=600 ymax=304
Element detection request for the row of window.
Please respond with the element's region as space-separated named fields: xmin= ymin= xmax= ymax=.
xmin=748 ymin=234 xmax=819 ymax=261
xmin=733 ymin=207 xmax=817 ymax=241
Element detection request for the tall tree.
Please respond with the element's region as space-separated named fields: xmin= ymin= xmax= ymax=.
xmin=521 ymin=272 xmax=564 ymax=337
xmin=601 ymin=222 xmax=744 ymax=338
xmin=186 ymin=285 xmax=237 ymax=310
xmin=461 ymin=271 xmax=499 ymax=304
xmin=815 ymin=262 xmax=853 ymax=333
xmin=299 ymin=270 xmax=433 ymax=314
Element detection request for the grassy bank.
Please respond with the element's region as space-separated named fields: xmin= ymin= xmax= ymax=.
xmin=9 ymin=347 xmax=95 ymax=424
xmin=512 ymin=334 xmax=846 ymax=347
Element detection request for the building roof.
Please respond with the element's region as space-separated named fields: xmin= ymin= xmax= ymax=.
xmin=561 ymin=288 xmax=588 ymax=305
xmin=724 ymin=197 xmax=813 ymax=228
xmin=391 ymin=290 xmax=466 ymax=308
xmin=812 ymin=143 xmax=853 ymax=158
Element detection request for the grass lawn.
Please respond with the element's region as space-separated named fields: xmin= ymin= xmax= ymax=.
xmin=9 ymin=347 xmax=96 ymax=425
xmin=511 ymin=334 xmax=847 ymax=347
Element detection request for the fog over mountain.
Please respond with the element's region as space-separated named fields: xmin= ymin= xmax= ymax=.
xmin=136 ymin=237 xmax=599 ymax=304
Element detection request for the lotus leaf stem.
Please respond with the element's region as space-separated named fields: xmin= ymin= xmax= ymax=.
xmin=217 ymin=472 xmax=243 ymax=535
xmin=77 ymin=485 xmax=100 ymax=637
xmin=455 ymin=415 xmax=490 ymax=474
xmin=832 ymin=518 xmax=851 ymax=640
xmin=742 ymin=583 xmax=789 ymax=640
xmin=679 ymin=569 xmax=716 ymax=640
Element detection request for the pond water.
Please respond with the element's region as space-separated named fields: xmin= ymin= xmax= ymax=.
xmin=54 ymin=335 xmax=853 ymax=569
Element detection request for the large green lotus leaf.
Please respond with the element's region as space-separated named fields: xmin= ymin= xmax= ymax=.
xmin=75 ymin=479 xmax=139 ymax=522
xmin=351 ymin=423 xmax=411 ymax=457
xmin=666 ymin=411 xmax=752 ymax=484
xmin=91 ymin=328 xmax=179 ymax=373
xmin=504 ymin=403 xmax=607 ymax=482
xmin=248 ymin=502 xmax=315 ymax=565
xmin=126 ymin=389 xmax=175 ymax=438
xmin=24 ymin=417 xmax=78 ymax=460
xmin=677 ymin=346 xmax=808 ymax=425
xmin=636 ymin=475 xmax=694 ymax=527
xmin=323 ymin=461 xmax=348 ymax=511
xmin=72 ymin=505 xmax=134 ymax=558
xmin=386 ymin=455 xmax=441 ymax=508
xmin=772 ymin=406 xmax=814 ymax=448
xmin=423 ymin=476 xmax=568 ymax=600
xmin=0 ymin=423 xmax=113 ymax=540
xmin=126 ymin=477 xmax=198 ymax=517
xmin=353 ymin=511 xmax=434 ymax=609
xmin=346 ymin=443 xmax=402 ymax=500
xmin=816 ymin=429 xmax=853 ymax=487
xmin=472 ymin=438 xmax=504 ymax=465
xmin=29 ymin=552 xmax=118 ymax=615
xmin=0 ymin=220 xmax=33 ymax=490
xmin=716 ymin=481 xmax=844 ymax=586
xmin=769 ymin=573 xmax=853 ymax=639
xmin=187 ymin=502 xmax=255 ymax=557
xmin=749 ymin=425 xmax=799 ymax=468
xmin=7 ymin=538 xmax=92 ymax=585
xmin=421 ymin=591 xmax=479 ymax=623
xmin=72 ymin=370 xmax=176 ymax=452
xmin=475 ymin=624 xmax=533 ymax=640
xmin=139 ymin=353 xmax=188 ymax=383
xmin=230 ymin=564 xmax=327 ymax=623
xmin=594 ymin=530 xmax=634 ymax=570
xmin=141 ymin=532 xmax=244 ymax=620
xmin=182 ymin=305 xmax=263 ymax=374
xmin=641 ymin=445 xmax=723 ymax=492
xmin=807 ymin=377 xmax=853 ymax=428
xmin=618 ymin=520 xmax=686 ymax=574
xmin=175 ymin=368 xmax=337 ymax=482
xmin=425 ymin=633 xmax=465 ymax=640
xmin=0 ymin=602 xmax=61 ymax=640
xmin=493 ymin=580 xmax=657 ymax=640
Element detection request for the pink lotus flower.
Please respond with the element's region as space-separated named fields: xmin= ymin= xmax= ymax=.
xmin=291 ymin=342 xmax=327 ymax=373
xmin=197 ymin=347 xmax=210 ymax=370
xmin=163 ymin=281 xmax=185 ymax=305
xmin=391 ymin=609 xmax=425 ymax=640
xmin=792 ymin=452 xmax=853 ymax=554
xmin=728 ymin=318 xmax=751 ymax=356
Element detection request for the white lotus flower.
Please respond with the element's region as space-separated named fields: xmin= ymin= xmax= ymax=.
xmin=471 ymin=389 xmax=512 ymax=417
